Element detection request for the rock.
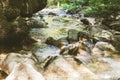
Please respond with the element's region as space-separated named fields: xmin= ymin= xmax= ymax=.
xmin=67 ymin=29 xmax=79 ymax=43
xmin=60 ymin=41 xmax=93 ymax=56
xmin=0 ymin=17 xmax=33 ymax=50
xmin=109 ymin=21 xmax=120 ymax=31
xmin=92 ymin=41 xmax=116 ymax=57
xmin=40 ymin=56 xmax=57 ymax=69
xmin=102 ymin=18 xmax=120 ymax=31
xmin=100 ymin=30 xmax=113 ymax=40
xmin=48 ymin=12 xmax=57 ymax=16
xmin=80 ymin=18 xmax=95 ymax=25
xmin=84 ymin=41 xmax=94 ymax=53
xmin=0 ymin=0 xmax=47 ymax=50
xmin=0 ymin=70 xmax=8 ymax=79
xmin=95 ymin=41 xmax=116 ymax=52
xmin=58 ymin=38 xmax=69 ymax=47
xmin=75 ymin=52 xmax=93 ymax=64
xmin=94 ymin=18 xmax=103 ymax=26
xmin=58 ymin=14 xmax=67 ymax=17
xmin=43 ymin=56 xmax=81 ymax=80
xmin=3 ymin=7 xmax=20 ymax=21
xmin=103 ymin=51 xmax=112 ymax=57
xmin=1 ymin=0 xmax=47 ymax=17
xmin=60 ymin=44 xmax=73 ymax=55
xmin=77 ymin=31 xmax=90 ymax=41
xmin=27 ymin=17 xmax=48 ymax=28
xmin=84 ymin=25 xmax=111 ymax=43
xmin=6 ymin=63 xmax=45 ymax=80
xmin=80 ymin=18 xmax=90 ymax=25
xmin=112 ymin=33 xmax=120 ymax=52
xmin=2 ymin=53 xmax=45 ymax=80
xmin=45 ymin=37 xmax=68 ymax=48
xmin=92 ymin=46 xmax=104 ymax=57
xmin=43 ymin=56 xmax=99 ymax=80
xmin=90 ymin=26 xmax=120 ymax=52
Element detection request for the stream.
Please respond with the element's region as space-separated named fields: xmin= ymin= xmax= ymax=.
xmin=30 ymin=9 xmax=82 ymax=60
xmin=29 ymin=8 xmax=120 ymax=80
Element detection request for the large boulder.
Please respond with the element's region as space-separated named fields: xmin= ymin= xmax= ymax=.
xmin=0 ymin=0 xmax=47 ymax=17
xmin=3 ymin=7 xmax=20 ymax=21
xmin=0 ymin=17 xmax=33 ymax=50
xmin=0 ymin=0 xmax=47 ymax=50
xmin=2 ymin=52 xmax=45 ymax=80
xmin=43 ymin=56 xmax=100 ymax=80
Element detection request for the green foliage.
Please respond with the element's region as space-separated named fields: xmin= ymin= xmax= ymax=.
xmin=61 ymin=3 xmax=77 ymax=10
xmin=88 ymin=0 xmax=120 ymax=16
xmin=48 ymin=0 xmax=120 ymax=17
xmin=80 ymin=7 xmax=92 ymax=14
xmin=48 ymin=0 xmax=86 ymax=10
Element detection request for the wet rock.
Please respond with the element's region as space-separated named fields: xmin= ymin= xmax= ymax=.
xmin=0 ymin=70 xmax=8 ymax=79
xmin=40 ymin=56 xmax=58 ymax=69
xmin=92 ymin=41 xmax=116 ymax=57
xmin=30 ymin=13 xmax=48 ymax=27
xmin=2 ymin=52 xmax=45 ymax=80
xmin=67 ymin=29 xmax=79 ymax=43
xmin=43 ymin=56 xmax=81 ymax=80
xmin=112 ymin=33 xmax=120 ymax=52
xmin=102 ymin=18 xmax=120 ymax=31
xmin=93 ymin=29 xmax=114 ymax=43
xmin=94 ymin=18 xmax=103 ymax=26
xmin=27 ymin=17 xmax=48 ymax=28
xmin=58 ymin=37 xmax=69 ymax=46
xmin=58 ymin=14 xmax=67 ymax=17
xmin=110 ymin=21 xmax=120 ymax=31
xmin=95 ymin=42 xmax=116 ymax=52
xmin=48 ymin=12 xmax=57 ymax=16
xmin=77 ymin=31 xmax=90 ymax=41
xmin=60 ymin=44 xmax=73 ymax=55
xmin=62 ymin=31 xmax=93 ymax=55
xmin=80 ymin=18 xmax=95 ymax=25
xmin=72 ymin=14 xmax=80 ymax=19
xmin=75 ymin=52 xmax=93 ymax=64
xmin=93 ymin=37 xmax=111 ymax=43
xmin=39 ymin=8 xmax=68 ymax=17
xmin=43 ymin=56 xmax=99 ymax=80
xmin=60 ymin=40 xmax=93 ymax=56
xmin=46 ymin=37 xmax=68 ymax=48
xmin=103 ymin=51 xmax=112 ymax=57
xmin=84 ymin=25 xmax=111 ymax=43
xmin=80 ymin=18 xmax=90 ymax=25
xmin=92 ymin=46 xmax=104 ymax=57
xmin=45 ymin=37 xmax=59 ymax=47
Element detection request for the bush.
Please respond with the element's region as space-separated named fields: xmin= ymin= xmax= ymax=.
xmin=61 ymin=3 xmax=78 ymax=10
xmin=48 ymin=0 xmax=120 ymax=18
xmin=80 ymin=7 xmax=92 ymax=14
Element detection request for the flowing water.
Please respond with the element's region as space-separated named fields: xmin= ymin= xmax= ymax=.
xmin=30 ymin=10 xmax=82 ymax=59
xmin=30 ymin=8 xmax=120 ymax=80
